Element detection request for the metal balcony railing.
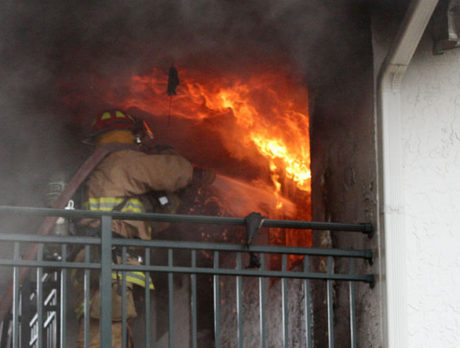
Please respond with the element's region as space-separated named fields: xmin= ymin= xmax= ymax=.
xmin=0 ymin=206 xmax=374 ymax=348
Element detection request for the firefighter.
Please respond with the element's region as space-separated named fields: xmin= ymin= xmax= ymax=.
xmin=73 ymin=109 xmax=194 ymax=347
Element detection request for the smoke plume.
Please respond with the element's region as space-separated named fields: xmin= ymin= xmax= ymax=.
xmin=0 ymin=0 xmax=371 ymax=205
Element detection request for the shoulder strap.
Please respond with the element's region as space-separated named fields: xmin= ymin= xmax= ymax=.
xmin=50 ymin=143 xmax=132 ymax=211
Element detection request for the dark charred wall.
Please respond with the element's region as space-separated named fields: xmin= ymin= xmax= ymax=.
xmin=309 ymin=2 xmax=381 ymax=347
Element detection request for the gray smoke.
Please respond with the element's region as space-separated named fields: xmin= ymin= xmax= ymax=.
xmin=0 ymin=0 xmax=373 ymax=324
xmin=0 ymin=0 xmax=371 ymax=205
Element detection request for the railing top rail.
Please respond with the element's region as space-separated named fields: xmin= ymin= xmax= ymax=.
xmin=0 ymin=205 xmax=373 ymax=234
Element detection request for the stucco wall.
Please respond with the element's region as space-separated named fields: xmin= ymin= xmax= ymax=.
xmin=400 ymin=34 xmax=460 ymax=347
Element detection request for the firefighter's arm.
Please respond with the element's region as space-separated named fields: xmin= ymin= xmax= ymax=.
xmin=192 ymin=166 xmax=216 ymax=187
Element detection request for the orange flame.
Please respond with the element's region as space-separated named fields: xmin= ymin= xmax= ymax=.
xmin=104 ymin=66 xmax=312 ymax=257
xmin=120 ymin=68 xmax=311 ymax=195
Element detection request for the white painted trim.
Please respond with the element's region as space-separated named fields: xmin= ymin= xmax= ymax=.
xmin=376 ymin=1 xmax=439 ymax=347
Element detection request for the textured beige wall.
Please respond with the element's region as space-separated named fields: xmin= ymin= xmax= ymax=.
xmin=400 ymin=33 xmax=460 ymax=347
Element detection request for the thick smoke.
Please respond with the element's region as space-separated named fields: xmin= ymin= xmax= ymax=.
xmin=0 ymin=0 xmax=370 ymax=203
xmin=0 ymin=0 xmax=372 ymax=330
xmin=0 ymin=0 xmax=371 ymax=247
xmin=4 ymin=1 xmax=369 ymax=114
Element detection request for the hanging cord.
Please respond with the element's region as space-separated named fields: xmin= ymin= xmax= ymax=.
xmin=167 ymin=64 xmax=180 ymax=130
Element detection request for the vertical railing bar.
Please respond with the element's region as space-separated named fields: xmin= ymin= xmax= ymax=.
xmin=37 ymin=244 xmax=44 ymax=348
xmin=168 ymin=248 xmax=174 ymax=348
xmin=303 ymin=256 xmax=312 ymax=348
xmin=12 ymin=242 xmax=20 ymax=348
xmin=213 ymin=251 xmax=220 ymax=348
xmin=259 ymin=253 xmax=266 ymax=348
xmin=100 ymin=215 xmax=113 ymax=347
xmin=191 ymin=250 xmax=197 ymax=348
xmin=52 ymin=261 xmax=57 ymax=347
xmin=144 ymin=248 xmax=151 ymax=348
xmin=281 ymin=254 xmax=289 ymax=348
xmin=54 ymin=269 xmax=59 ymax=348
xmin=121 ymin=247 xmax=127 ymax=348
xmin=349 ymin=258 xmax=357 ymax=348
xmin=84 ymin=245 xmax=90 ymax=348
xmin=60 ymin=244 xmax=67 ymax=348
xmin=236 ymin=252 xmax=243 ymax=348
xmin=327 ymin=256 xmax=334 ymax=348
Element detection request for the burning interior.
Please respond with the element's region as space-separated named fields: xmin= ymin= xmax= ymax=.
xmin=0 ymin=0 xmax=379 ymax=346
xmin=62 ymin=65 xmax=312 ymax=260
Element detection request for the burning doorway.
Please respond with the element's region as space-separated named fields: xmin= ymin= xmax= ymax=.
xmin=60 ymin=61 xmax=315 ymax=346
xmin=62 ymin=64 xmax=313 ymax=255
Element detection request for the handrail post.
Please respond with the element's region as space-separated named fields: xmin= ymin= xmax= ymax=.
xmin=100 ymin=215 xmax=113 ymax=346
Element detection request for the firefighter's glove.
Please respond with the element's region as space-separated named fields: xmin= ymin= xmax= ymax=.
xmin=192 ymin=167 xmax=216 ymax=187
